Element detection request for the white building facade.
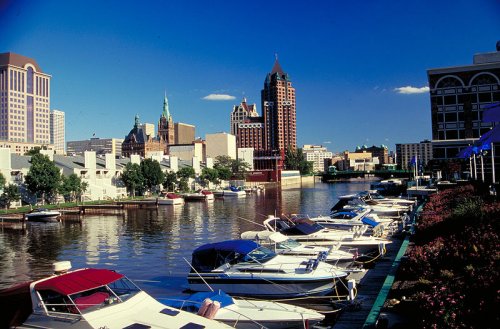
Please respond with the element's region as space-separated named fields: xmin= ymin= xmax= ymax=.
xmin=50 ymin=109 xmax=65 ymax=154
xmin=302 ymin=145 xmax=333 ymax=173
xmin=206 ymin=132 xmax=236 ymax=160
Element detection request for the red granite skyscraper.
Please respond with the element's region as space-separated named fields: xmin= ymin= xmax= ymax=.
xmin=262 ymin=58 xmax=297 ymax=152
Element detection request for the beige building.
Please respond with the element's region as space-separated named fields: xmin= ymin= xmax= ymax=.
xmin=0 ymin=52 xmax=52 ymax=146
xmin=302 ymin=144 xmax=333 ymax=173
xmin=50 ymin=109 xmax=65 ymax=154
xmin=174 ymin=122 xmax=195 ymax=144
xmin=169 ymin=142 xmax=204 ymax=162
xmin=396 ymin=140 xmax=433 ymax=170
xmin=338 ymin=151 xmax=379 ymax=171
xmin=206 ymin=132 xmax=236 ymax=160
xmin=67 ymin=138 xmax=124 ymax=157
xmin=139 ymin=123 xmax=155 ymax=138
xmin=0 ymin=141 xmax=55 ymax=156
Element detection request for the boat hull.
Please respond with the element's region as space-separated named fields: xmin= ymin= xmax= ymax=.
xmin=25 ymin=214 xmax=60 ymax=223
xmin=187 ymin=275 xmax=341 ymax=298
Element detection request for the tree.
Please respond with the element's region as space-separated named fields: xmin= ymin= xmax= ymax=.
xmin=163 ymin=171 xmax=178 ymax=191
xmin=176 ymin=167 xmax=195 ymax=192
xmin=59 ymin=174 xmax=88 ymax=202
xmin=200 ymin=167 xmax=220 ymax=187
xmin=214 ymin=156 xmax=234 ymax=181
xmin=140 ymin=158 xmax=164 ymax=195
xmin=24 ymin=146 xmax=48 ymax=156
xmin=0 ymin=172 xmax=6 ymax=188
xmin=231 ymin=159 xmax=250 ymax=180
xmin=121 ymin=163 xmax=144 ymax=197
xmin=0 ymin=184 xmax=20 ymax=209
xmin=284 ymin=147 xmax=313 ymax=175
xmin=24 ymin=153 xmax=61 ymax=204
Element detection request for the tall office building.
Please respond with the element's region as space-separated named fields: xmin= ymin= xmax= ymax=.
xmin=0 ymin=52 xmax=51 ymax=145
xmin=395 ymin=141 xmax=433 ymax=170
xmin=50 ymin=109 xmax=65 ymax=153
xmin=67 ymin=138 xmax=124 ymax=157
xmin=262 ymin=58 xmax=297 ymax=152
xmin=428 ymin=43 xmax=500 ymax=161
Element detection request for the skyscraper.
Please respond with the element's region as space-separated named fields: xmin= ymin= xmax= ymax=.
xmin=50 ymin=109 xmax=65 ymax=153
xmin=261 ymin=58 xmax=296 ymax=152
xmin=230 ymin=97 xmax=259 ymax=136
xmin=0 ymin=52 xmax=51 ymax=145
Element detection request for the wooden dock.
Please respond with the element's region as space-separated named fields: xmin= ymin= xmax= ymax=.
xmin=333 ymin=234 xmax=405 ymax=329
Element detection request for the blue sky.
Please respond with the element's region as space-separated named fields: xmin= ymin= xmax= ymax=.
xmin=1 ymin=0 xmax=499 ymax=152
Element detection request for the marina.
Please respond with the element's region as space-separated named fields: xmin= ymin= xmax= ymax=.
xmin=0 ymin=181 xmax=416 ymax=328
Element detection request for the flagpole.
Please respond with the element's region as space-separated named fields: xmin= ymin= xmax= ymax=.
xmin=492 ymin=142 xmax=496 ymax=184
xmin=481 ymin=152 xmax=485 ymax=182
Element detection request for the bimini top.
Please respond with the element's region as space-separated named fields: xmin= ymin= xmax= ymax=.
xmin=34 ymin=268 xmax=123 ymax=296
xmin=160 ymin=290 xmax=234 ymax=310
xmin=191 ymin=240 xmax=260 ymax=272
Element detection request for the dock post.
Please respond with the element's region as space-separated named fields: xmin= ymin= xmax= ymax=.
xmin=379 ymin=242 xmax=387 ymax=256
xmin=348 ymin=279 xmax=357 ymax=301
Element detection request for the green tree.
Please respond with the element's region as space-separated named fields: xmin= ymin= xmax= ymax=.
xmin=24 ymin=153 xmax=61 ymax=204
xmin=214 ymin=156 xmax=234 ymax=180
xmin=200 ymin=167 xmax=220 ymax=187
xmin=231 ymin=159 xmax=250 ymax=180
xmin=121 ymin=163 xmax=144 ymax=197
xmin=59 ymin=174 xmax=88 ymax=202
xmin=24 ymin=146 xmax=48 ymax=156
xmin=0 ymin=184 xmax=20 ymax=209
xmin=163 ymin=171 xmax=178 ymax=191
xmin=176 ymin=167 xmax=195 ymax=192
xmin=0 ymin=172 xmax=6 ymax=188
xmin=284 ymin=147 xmax=313 ymax=175
xmin=140 ymin=158 xmax=164 ymax=195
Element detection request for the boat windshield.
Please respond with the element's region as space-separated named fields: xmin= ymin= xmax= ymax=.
xmin=278 ymin=239 xmax=302 ymax=249
xmin=242 ymin=246 xmax=276 ymax=263
xmin=68 ymin=277 xmax=141 ymax=313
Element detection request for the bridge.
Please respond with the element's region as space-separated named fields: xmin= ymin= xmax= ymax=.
xmin=322 ymin=170 xmax=412 ymax=181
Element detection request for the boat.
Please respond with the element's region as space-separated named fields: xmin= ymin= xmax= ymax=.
xmin=25 ymin=208 xmax=61 ymax=222
xmin=0 ymin=261 xmax=232 ymax=329
xmin=187 ymin=240 xmax=348 ymax=298
xmin=261 ymin=216 xmax=392 ymax=255
xmin=183 ymin=190 xmax=214 ymax=201
xmin=240 ymin=230 xmax=357 ymax=268
xmin=331 ymin=194 xmax=411 ymax=217
xmin=213 ymin=186 xmax=246 ymax=198
xmin=158 ymin=290 xmax=325 ymax=329
xmin=157 ymin=193 xmax=184 ymax=205
xmin=361 ymin=190 xmax=417 ymax=207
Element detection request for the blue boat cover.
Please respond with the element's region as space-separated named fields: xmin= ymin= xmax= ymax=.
xmin=229 ymin=186 xmax=239 ymax=192
xmin=159 ymin=290 xmax=234 ymax=310
xmin=361 ymin=216 xmax=380 ymax=227
xmin=193 ymin=240 xmax=259 ymax=255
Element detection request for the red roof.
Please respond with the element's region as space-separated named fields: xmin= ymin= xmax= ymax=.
xmin=34 ymin=269 xmax=123 ymax=296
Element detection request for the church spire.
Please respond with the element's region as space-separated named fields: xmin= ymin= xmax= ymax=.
xmin=162 ymin=93 xmax=171 ymax=120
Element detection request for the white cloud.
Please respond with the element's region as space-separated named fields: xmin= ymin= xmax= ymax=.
xmin=394 ymin=86 xmax=430 ymax=94
xmin=202 ymin=94 xmax=236 ymax=101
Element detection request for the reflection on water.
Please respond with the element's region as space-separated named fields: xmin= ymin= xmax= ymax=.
xmin=0 ymin=181 xmax=371 ymax=291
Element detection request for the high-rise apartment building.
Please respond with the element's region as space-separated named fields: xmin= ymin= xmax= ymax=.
xmin=302 ymin=145 xmax=333 ymax=173
xmin=230 ymin=98 xmax=259 ymax=136
xmin=428 ymin=43 xmax=500 ymax=161
xmin=50 ymin=109 xmax=65 ymax=153
xmin=262 ymin=58 xmax=296 ymax=152
xmin=0 ymin=52 xmax=51 ymax=145
xmin=395 ymin=140 xmax=433 ymax=170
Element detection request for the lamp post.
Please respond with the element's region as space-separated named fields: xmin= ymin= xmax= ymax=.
xmin=492 ymin=143 xmax=496 ymax=184
xmin=481 ymin=151 xmax=486 ymax=182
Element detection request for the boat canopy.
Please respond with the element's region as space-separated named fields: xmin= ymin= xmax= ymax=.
xmin=191 ymin=240 xmax=259 ymax=272
xmin=161 ymin=290 xmax=234 ymax=310
xmin=34 ymin=268 xmax=123 ymax=296
xmin=361 ymin=217 xmax=380 ymax=227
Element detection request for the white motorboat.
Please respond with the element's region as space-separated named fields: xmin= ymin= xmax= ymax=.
xmin=361 ymin=190 xmax=417 ymax=207
xmin=183 ymin=190 xmax=214 ymax=201
xmin=332 ymin=194 xmax=410 ymax=217
xmin=213 ymin=186 xmax=246 ymax=198
xmin=0 ymin=261 xmax=232 ymax=329
xmin=158 ymin=290 xmax=325 ymax=329
xmin=187 ymin=240 xmax=348 ymax=298
xmin=25 ymin=208 xmax=61 ymax=222
xmin=262 ymin=216 xmax=392 ymax=255
xmin=241 ymin=231 xmax=356 ymax=267
xmin=157 ymin=193 xmax=184 ymax=205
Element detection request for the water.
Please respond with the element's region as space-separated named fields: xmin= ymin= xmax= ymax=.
xmin=0 ymin=181 xmax=371 ymax=294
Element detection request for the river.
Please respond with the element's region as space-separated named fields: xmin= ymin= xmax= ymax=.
xmin=0 ymin=181 xmax=372 ymax=295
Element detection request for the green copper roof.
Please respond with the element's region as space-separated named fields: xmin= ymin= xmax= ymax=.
xmin=162 ymin=94 xmax=171 ymax=120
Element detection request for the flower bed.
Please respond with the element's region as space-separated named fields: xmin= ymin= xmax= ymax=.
xmin=396 ymin=185 xmax=499 ymax=328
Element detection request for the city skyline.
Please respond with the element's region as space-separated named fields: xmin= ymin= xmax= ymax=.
xmin=1 ymin=0 xmax=499 ymax=152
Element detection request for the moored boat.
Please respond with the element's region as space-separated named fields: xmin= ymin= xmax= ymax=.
xmin=158 ymin=290 xmax=325 ymax=329
xmin=157 ymin=193 xmax=184 ymax=205
xmin=0 ymin=261 xmax=232 ymax=328
xmin=183 ymin=190 xmax=214 ymax=201
xmin=187 ymin=240 xmax=348 ymax=298
xmin=25 ymin=208 xmax=61 ymax=222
